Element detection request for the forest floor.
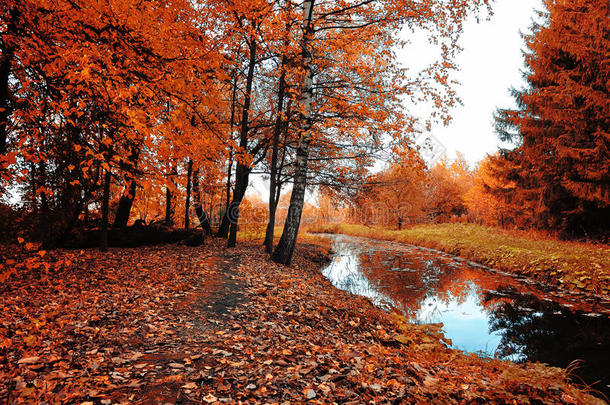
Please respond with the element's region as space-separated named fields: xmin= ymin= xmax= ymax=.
xmin=0 ymin=240 xmax=605 ymax=404
xmin=306 ymin=223 xmax=610 ymax=299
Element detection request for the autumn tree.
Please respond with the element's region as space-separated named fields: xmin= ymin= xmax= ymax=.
xmin=494 ymin=0 xmax=610 ymax=238
xmin=271 ymin=0 xmax=490 ymax=265
xmin=427 ymin=153 xmax=474 ymax=222
xmin=464 ymin=154 xmax=517 ymax=227
xmin=262 ymin=1 xmax=300 ymax=253
xmin=350 ymin=148 xmax=427 ymax=229
xmin=210 ymin=0 xmax=298 ymax=248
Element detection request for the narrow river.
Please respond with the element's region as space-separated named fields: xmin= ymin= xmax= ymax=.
xmin=318 ymin=234 xmax=610 ymax=398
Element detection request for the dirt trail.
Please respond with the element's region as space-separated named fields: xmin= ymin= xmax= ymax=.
xmin=120 ymin=247 xmax=250 ymax=404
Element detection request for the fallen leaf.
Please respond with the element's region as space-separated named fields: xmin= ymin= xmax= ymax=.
xmin=203 ymin=394 xmax=217 ymax=403
xmin=17 ymin=356 xmax=40 ymax=365
xmin=304 ymin=388 xmax=316 ymax=399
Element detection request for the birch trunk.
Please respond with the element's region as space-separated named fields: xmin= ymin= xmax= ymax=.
xmin=272 ymin=0 xmax=315 ymax=265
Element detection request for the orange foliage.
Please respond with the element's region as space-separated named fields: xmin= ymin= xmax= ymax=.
xmin=465 ymin=154 xmax=516 ymax=227
xmin=427 ymin=153 xmax=474 ymax=223
xmin=355 ymin=149 xmax=428 ymax=229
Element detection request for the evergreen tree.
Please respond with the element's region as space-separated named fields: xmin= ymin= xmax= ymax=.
xmin=495 ymin=0 xmax=609 ymax=238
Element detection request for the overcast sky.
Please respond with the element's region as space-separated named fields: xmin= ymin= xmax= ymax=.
xmin=249 ymin=0 xmax=542 ymax=200
xmin=399 ymin=0 xmax=543 ymax=167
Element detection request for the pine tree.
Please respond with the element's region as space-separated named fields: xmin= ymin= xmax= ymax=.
xmin=495 ymin=0 xmax=609 ymax=238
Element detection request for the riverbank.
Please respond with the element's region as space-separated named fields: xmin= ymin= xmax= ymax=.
xmin=0 ymin=240 xmax=604 ymax=403
xmin=306 ymin=223 xmax=610 ymax=298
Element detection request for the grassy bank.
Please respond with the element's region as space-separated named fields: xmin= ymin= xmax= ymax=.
xmin=306 ymin=223 xmax=610 ymax=297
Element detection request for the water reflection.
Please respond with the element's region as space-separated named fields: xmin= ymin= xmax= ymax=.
xmin=319 ymin=234 xmax=610 ymax=397
xmin=486 ymin=291 xmax=610 ymax=394
xmin=322 ymin=250 xmax=395 ymax=311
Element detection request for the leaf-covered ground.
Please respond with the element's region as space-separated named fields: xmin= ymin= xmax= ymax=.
xmin=307 ymin=223 xmax=610 ymax=298
xmin=0 ymin=241 xmax=604 ymax=404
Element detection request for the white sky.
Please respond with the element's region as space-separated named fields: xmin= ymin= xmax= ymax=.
xmin=399 ymin=0 xmax=543 ymax=166
xmin=249 ymin=0 xmax=542 ymax=200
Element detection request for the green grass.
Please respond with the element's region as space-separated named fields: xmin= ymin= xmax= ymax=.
xmin=305 ymin=223 xmax=610 ymax=296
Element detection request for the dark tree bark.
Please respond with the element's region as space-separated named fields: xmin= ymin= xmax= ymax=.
xmin=84 ymin=203 xmax=90 ymax=225
xmin=264 ymin=54 xmax=288 ymax=253
xmin=227 ymin=165 xmax=251 ymax=247
xmin=217 ymin=70 xmax=239 ymax=238
xmin=0 ymin=8 xmax=18 ymax=156
xmin=113 ymin=180 xmax=136 ymax=228
xmin=185 ymin=159 xmax=193 ymax=229
xmin=265 ymin=173 xmax=284 ymax=253
xmin=100 ymin=169 xmax=111 ymax=251
xmin=272 ymin=0 xmax=315 ymax=265
xmin=264 ymin=194 xmax=278 ymax=253
xmin=165 ymin=162 xmax=177 ymax=226
xmin=217 ymin=191 xmax=230 ymax=237
xmin=227 ymin=35 xmax=257 ymax=248
xmin=192 ymin=168 xmax=213 ymax=235
xmin=165 ymin=186 xmax=173 ymax=226
xmin=217 ymin=150 xmax=234 ymax=238
xmin=271 ymin=137 xmax=311 ymax=264
xmin=111 ymin=146 xmax=140 ymax=228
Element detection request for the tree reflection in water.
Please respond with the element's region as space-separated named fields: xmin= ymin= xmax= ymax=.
xmin=319 ymin=234 xmax=610 ymax=398
xmin=485 ymin=289 xmax=610 ymax=396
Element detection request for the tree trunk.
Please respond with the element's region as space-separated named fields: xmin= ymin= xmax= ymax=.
xmin=195 ymin=206 xmax=213 ymax=235
xmin=264 ymin=198 xmax=277 ymax=253
xmin=217 ymin=197 xmax=231 ymax=237
xmin=226 ymin=35 xmax=257 ymax=248
xmin=84 ymin=202 xmax=89 ymax=225
xmin=100 ymin=169 xmax=111 ymax=251
xmin=192 ymin=168 xmax=213 ymax=235
xmin=185 ymin=159 xmax=192 ymax=229
xmin=165 ymin=186 xmax=173 ymax=226
xmin=112 ymin=145 xmax=140 ymax=228
xmin=227 ymin=165 xmax=251 ymax=247
xmin=225 ymin=151 xmax=233 ymax=209
xmin=217 ymin=151 xmax=233 ymax=238
xmin=217 ymin=71 xmax=239 ymax=238
xmin=227 ymin=70 xmax=238 ymax=209
xmin=272 ymin=0 xmax=315 ymax=265
xmin=271 ymin=138 xmax=310 ymax=264
xmin=113 ymin=180 xmax=136 ymax=228
xmin=0 ymin=8 xmax=18 ymax=156
xmin=264 ymin=57 xmax=287 ymax=253
xmin=265 ymin=178 xmax=283 ymax=253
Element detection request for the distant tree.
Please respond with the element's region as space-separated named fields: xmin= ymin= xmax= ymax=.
xmin=427 ymin=153 xmax=474 ymax=222
xmin=465 ymin=154 xmax=518 ymax=227
xmin=351 ymin=148 xmax=427 ymax=229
